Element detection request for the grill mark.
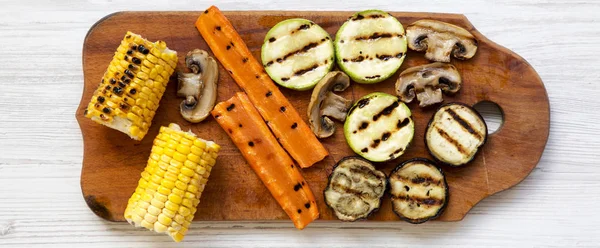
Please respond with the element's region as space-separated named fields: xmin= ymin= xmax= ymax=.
xmin=344 ymin=52 xmax=403 ymax=64
xmin=351 ymin=14 xmax=387 ymax=21
xmin=397 ymin=118 xmax=410 ymax=129
xmin=372 ymin=101 xmax=399 ymax=121
xmin=332 ymin=182 xmax=384 ymax=199
xmin=365 ymin=75 xmax=381 ymax=79
xmin=445 ymin=108 xmax=483 ymax=140
xmin=354 ymin=32 xmax=397 ymax=41
xmin=265 ymin=39 xmax=327 ymax=66
xmin=391 ymin=194 xmax=443 ymax=206
xmin=435 ymin=127 xmax=468 ymax=155
xmin=348 ymin=166 xmax=386 ymax=181
xmin=390 ymin=174 xmax=441 ymax=187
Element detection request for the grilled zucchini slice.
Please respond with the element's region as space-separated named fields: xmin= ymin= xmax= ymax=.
xmin=334 ymin=10 xmax=407 ymax=84
xmin=425 ymin=103 xmax=487 ymax=166
xmin=261 ymin=18 xmax=334 ymax=90
xmin=390 ymin=158 xmax=448 ymax=224
xmin=324 ymin=156 xmax=387 ymax=221
xmin=344 ymin=92 xmax=414 ymax=162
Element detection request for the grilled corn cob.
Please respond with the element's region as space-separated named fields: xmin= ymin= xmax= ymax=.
xmin=84 ymin=31 xmax=178 ymax=140
xmin=124 ymin=123 xmax=220 ymax=242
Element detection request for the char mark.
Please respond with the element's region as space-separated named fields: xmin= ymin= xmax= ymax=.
xmin=391 ymin=194 xmax=443 ymax=206
xmin=435 ymin=127 xmax=467 ymax=155
xmin=372 ymin=101 xmax=400 ymax=121
xmin=445 ymin=108 xmax=483 ymax=140
xmin=265 ymin=39 xmax=327 ymax=65
xmin=355 ymin=32 xmax=403 ymax=41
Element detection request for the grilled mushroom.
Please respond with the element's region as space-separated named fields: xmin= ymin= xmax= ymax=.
xmin=177 ymin=49 xmax=219 ymax=123
xmin=406 ymin=20 xmax=478 ymax=62
xmin=307 ymin=71 xmax=353 ymax=138
xmin=395 ymin=62 xmax=461 ymax=107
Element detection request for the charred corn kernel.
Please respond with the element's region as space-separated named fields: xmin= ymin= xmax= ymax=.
xmin=124 ymin=124 xmax=220 ymax=242
xmin=84 ymin=32 xmax=177 ymax=140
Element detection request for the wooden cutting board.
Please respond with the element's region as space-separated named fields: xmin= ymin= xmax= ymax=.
xmin=77 ymin=11 xmax=549 ymax=222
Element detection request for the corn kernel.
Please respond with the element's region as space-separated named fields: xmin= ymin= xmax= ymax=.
xmin=158 ymin=213 xmax=173 ymax=226
xmin=175 ymin=180 xmax=187 ymax=190
xmin=173 ymin=152 xmax=187 ymax=163
xmin=144 ymin=213 xmax=158 ymax=224
xmin=168 ymin=193 xmax=183 ymax=204
xmin=150 ymin=198 xmax=165 ymax=209
xmin=162 ymin=208 xmax=176 ymax=218
xmin=178 ymin=206 xmax=191 ymax=217
xmin=154 ymin=221 xmax=168 ymax=233
xmin=147 ymin=205 xmax=161 ymax=216
xmin=165 ymin=201 xmax=179 ymax=212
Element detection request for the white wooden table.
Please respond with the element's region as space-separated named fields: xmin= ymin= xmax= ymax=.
xmin=1 ymin=0 xmax=599 ymax=247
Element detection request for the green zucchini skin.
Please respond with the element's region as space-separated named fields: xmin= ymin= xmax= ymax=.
xmin=344 ymin=92 xmax=414 ymax=162
xmin=324 ymin=156 xmax=387 ymax=221
xmin=261 ymin=18 xmax=334 ymax=90
xmin=334 ymin=10 xmax=407 ymax=84
xmin=424 ymin=102 xmax=488 ymax=167
xmin=389 ymin=158 xmax=448 ymax=224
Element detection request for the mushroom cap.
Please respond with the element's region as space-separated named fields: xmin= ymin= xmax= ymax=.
xmin=177 ymin=49 xmax=219 ymax=123
xmin=407 ymin=19 xmax=478 ymax=62
xmin=307 ymin=71 xmax=353 ymax=138
xmin=395 ymin=62 xmax=461 ymax=107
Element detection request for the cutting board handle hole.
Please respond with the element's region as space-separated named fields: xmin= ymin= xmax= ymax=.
xmin=474 ymin=101 xmax=504 ymax=134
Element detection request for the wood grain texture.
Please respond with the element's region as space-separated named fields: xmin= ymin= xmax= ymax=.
xmin=1 ymin=0 xmax=599 ymax=247
xmin=78 ymin=11 xmax=548 ymax=222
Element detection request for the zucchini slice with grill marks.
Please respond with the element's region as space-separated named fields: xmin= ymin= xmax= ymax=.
xmin=390 ymin=158 xmax=448 ymax=224
xmin=324 ymin=156 xmax=387 ymax=221
xmin=425 ymin=103 xmax=487 ymax=166
xmin=344 ymin=92 xmax=414 ymax=162
xmin=261 ymin=18 xmax=335 ymax=90
xmin=334 ymin=10 xmax=407 ymax=84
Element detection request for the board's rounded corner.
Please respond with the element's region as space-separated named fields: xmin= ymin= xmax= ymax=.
xmin=84 ymin=11 xmax=125 ymax=41
xmin=82 ymin=193 xmax=121 ymax=222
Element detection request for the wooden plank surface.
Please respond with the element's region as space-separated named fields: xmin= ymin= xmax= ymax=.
xmin=77 ymin=11 xmax=548 ymax=222
xmin=1 ymin=0 xmax=599 ymax=247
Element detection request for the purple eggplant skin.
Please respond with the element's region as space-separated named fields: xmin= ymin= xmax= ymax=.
xmin=424 ymin=102 xmax=488 ymax=167
xmin=323 ymin=156 xmax=388 ymax=222
xmin=389 ymin=158 xmax=449 ymax=224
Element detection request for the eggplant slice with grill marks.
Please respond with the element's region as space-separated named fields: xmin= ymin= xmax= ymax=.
xmin=324 ymin=156 xmax=387 ymax=221
xmin=425 ymin=103 xmax=487 ymax=166
xmin=334 ymin=10 xmax=407 ymax=84
xmin=390 ymin=158 xmax=448 ymax=224
xmin=261 ymin=18 xmax=334 ymax=90
xmin=344 ymin=92 xmax=414 ymax=162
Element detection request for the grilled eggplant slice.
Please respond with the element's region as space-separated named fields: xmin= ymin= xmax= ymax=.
xmin=262 ymin=18 xmax=334 ymax=90
xmin=324 ymin=156 xmax=387 ymax=221
xmin=390 ymin=158 xmax=448 ymax=224
xmin=344 ymin=92 xmax=414 ymax=162
xmin=425 ymin=103 xmax=487 ymax=166
xmin=334 ymin=10 xmax=407 ymax=84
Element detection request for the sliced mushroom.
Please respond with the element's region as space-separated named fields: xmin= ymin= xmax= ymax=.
xmin=177 ymin=49 xmax=219 ymax=123
xmin=307 ymin=71 xmax=353 ymax=138
xmin=406 ymin=20 xmax=478 ymax=62
xmin=395 ymin=62 xmax=461 ymax=107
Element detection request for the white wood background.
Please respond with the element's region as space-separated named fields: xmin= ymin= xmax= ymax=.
xmin=1 ymin=0 xmax=599 ymax=247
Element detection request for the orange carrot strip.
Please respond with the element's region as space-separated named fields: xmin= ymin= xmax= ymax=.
xmin=196 ymin=6 xmax=328 ymax=168
xmin=211 ymin=92 xmax=319 ymax=229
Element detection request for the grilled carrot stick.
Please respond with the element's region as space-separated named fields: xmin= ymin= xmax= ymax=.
xmin=211 ymin=92 xmax=319 ymax=229
xmin=196 ymin=6 xmax=328 ymax=168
